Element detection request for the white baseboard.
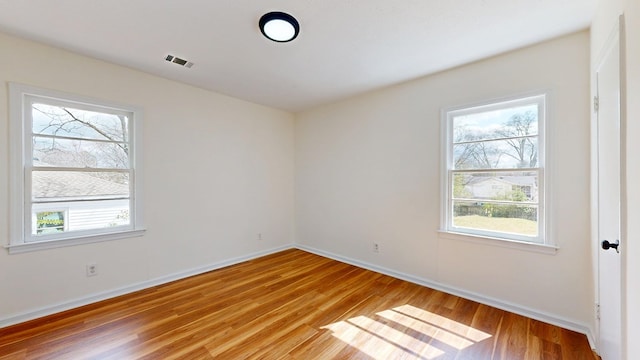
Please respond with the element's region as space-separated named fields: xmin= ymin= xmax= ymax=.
xmin=0 ymin=245 xmax=293 ymax=329
xmin=294 ymin=244 xmax=597 ymax=350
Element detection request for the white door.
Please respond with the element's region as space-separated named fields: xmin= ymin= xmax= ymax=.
xmin=595 ymin=16 xmax=624 ymax=360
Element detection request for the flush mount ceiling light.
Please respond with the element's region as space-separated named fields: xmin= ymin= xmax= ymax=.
xmin=259 ymin=11 xmax=300 ymax=43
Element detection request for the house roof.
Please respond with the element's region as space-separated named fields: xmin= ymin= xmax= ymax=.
xmin=32 ymin=162 xmax=129 ymax=200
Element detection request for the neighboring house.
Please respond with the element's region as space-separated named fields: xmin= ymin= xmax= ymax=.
xmin=464 ymin=176 xmax=537 ymax=201
xmin=32 ymin=162 xmax=130 ymax=235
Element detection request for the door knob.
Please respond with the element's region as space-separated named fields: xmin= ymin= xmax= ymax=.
xmin=602 ymin=240 xmax=620 ymax=253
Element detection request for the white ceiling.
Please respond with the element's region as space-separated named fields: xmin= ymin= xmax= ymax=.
xmin=0 ymin=0 xmax=596 ymax=112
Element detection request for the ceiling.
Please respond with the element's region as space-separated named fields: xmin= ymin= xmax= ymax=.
xmin=0 ymin=0 xmax=596 ymax=112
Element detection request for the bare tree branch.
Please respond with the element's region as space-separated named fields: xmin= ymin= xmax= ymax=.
xmin=61 ymin=108 xmax=128 ymax=155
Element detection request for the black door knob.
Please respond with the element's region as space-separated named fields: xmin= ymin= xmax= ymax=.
xmin=602 ymin=240 xmax=620 ymax=253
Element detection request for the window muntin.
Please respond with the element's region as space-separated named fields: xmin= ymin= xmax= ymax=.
xmin=9 ymin=83 xmax=144 ymax=252
xmin=444 ymin=95 xmax=545 ymax=243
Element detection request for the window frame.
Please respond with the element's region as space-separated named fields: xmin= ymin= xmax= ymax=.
xmin=441 ymin=93 xmax=555 ymax=250
xmin=7 ymin=83 xmax=145 ymax=254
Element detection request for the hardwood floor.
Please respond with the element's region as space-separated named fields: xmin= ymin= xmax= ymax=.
xmin=0 ymin=249 xmax=596 ymax=359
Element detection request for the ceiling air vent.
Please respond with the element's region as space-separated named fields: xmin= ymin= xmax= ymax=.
xmin=165 ymin=54 xmax=193 ymax=68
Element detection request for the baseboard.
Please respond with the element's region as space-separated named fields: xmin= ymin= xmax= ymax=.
xmin=294 ymin=244 xmax=597 ymax=350
xmin=0 ymin=244 xmax=293 ymax=329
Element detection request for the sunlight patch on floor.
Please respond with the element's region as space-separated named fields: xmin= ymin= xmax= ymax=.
xmin=393 ymin=304 xmax=492 ymax=342
xmin=321 ymin=304 xmax=492 ymax=359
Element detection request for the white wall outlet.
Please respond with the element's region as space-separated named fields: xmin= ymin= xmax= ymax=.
xmin=86 ymin=263 xmax=98 ymax=277
xmin=373 ymin=242 xmax=380 ymax=253
xmin=257 ymin=233 xmax=263 ymax=241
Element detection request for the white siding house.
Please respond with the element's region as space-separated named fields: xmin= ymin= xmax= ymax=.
xmin=464 ymin=176 xmax=538 ymax=201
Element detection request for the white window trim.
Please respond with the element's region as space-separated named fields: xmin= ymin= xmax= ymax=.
xmin=6 ymin=83 xmax=145 ymax=254
xmin=440 ymin=92 xmax=557 ymax=253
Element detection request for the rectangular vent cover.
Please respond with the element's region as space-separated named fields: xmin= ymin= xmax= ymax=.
xmin=165 ymin=54 xmax=193 ymax=68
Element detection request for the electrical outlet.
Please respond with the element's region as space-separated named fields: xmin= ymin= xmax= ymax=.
xmin=86 ymin=263 xmax=98 ymax=277
xmin=373 ymin=242 xmax=380 ymax=253
xmin=257 ymin=233 xmax=263 ymax=241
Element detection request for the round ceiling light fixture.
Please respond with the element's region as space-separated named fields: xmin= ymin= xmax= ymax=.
xmin=259 ymin=11 xmax=300 ymax=43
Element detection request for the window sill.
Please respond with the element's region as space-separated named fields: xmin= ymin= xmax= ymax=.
xmin=438 ymin=230 xmax=558 ymax=255
xmin=4 ymin=229 xmax=146 ymax=254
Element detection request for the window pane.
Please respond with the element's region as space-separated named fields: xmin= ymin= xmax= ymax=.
xmin=32 ymin=201 xmax=130 ymax=237
xmin=452 ymin=171 xmax=538 ymax=202
xmin=32 ymin=103 xmax=129 ymax=142
xmin=32 ymin=171 xmax=129 ymax=201
xmin=453 ymin=201 xmax=538 ymax=237
xmin=453 ymin=104 xmax=538 ymax=143
xmin=453 ymin=137 xmax=538 ymax=169
xmin=33 ymin=136 xmax=129 ymax=169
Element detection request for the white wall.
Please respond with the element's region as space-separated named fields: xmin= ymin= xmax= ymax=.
xmin=296 ymin=32 xmax=593 ymax=333
xmin=592 ymin=0 xmax=640 ymax=358
xmin=0 ymin=32 xmax=295 ymax=323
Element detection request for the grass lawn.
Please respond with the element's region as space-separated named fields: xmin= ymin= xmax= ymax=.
xmin=453 ymin=215 xmax=537 ymax=236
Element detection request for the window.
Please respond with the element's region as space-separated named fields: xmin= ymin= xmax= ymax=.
xmin=8 ymin=83 xmax=144 ymax=253
xmin=442 ymin=94 xmax=547 ymax=245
